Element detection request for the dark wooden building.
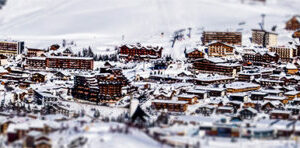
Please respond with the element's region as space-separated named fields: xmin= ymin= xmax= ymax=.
xmin=46 ymin=56 xmax=93 ymax=70
xmin=119 ymin=43 xmax=163 ymax=61
xmin=193 ymin=58 xmax=241 ymax=76
xmin=187 ymin=49 xmax=205 ymax=60
xmin=239 ymin=108 xmax=257 ymax=119
xmin=31 ymin=73 xmax=46 ymax=83
xmin=27 ymin=56 xmax=93 ymax=70
xmin=242 ymin=51 xmax=279 ymax=65
xmin=152 ymin=100 xmax=188 ymax=112
xmin=293 ymin=30 xmax=300 ymax=38
xmin=72 ymin=73 xmax=129 ymax=103
xmin=286 ymin=16 xmax=300 ymax=31
xmin=202 ymin=31 xmax=242 ymax=46
xmin=27 ymin=48 xmax=45 ymax=57
xmin=26 ymin=57 xmax=47 ymax=69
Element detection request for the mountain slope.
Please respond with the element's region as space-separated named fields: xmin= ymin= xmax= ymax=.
xmin=0 ymin=0 xmax=298 ymax=54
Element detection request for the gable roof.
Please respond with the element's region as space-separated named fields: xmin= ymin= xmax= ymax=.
xmin=208 ymin=41 xmax=233 ymax=48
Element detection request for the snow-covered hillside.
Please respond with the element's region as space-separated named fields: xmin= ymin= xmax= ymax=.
xmin=0 ymin=0 xmax=299 ymax=57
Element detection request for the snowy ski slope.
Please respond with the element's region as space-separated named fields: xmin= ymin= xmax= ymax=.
xmin=0 ymin=0 xmax=298 ymax=58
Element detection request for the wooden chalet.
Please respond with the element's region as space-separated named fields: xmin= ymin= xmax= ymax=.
xmin=187 ymin=49 xmax=205 ymax=60
xmin=216 ymin=106 xmax=234 ymax=114
xmin=27 ymin=48 xmax=45 ymax=57
xmin=186 ymin=89 xmax=207 ymax=99
xmin=155 ymin=91 xmax=175 ymax=100
xmin=242 ymin=51 xmax=279 ymax=65
xmin=208 ymin=42 xmax=234 ymax=57
xmin=24 ymin=131 xmax=51 ymax=148
xmin=177 ymin=94 xmax=198 ymax=104
xmin=285 ymin=15 xmax=300 ymax=30
xmin=284 ymin=91 xmax=300 ymax=100
xmin=238 ymin=70 xmax=261 ymax=82
xmin=197 ymin=105 xmax=215 ymax=115
xmin=119 ymin=44 xmax=163 ymax=61
xmin=31 ymin=73 xmax=46 ymax=83
xmin=251 ymin=91 xmax=267 ymax=100
xmin=261 ymin=101 xmax=282 ymax=111
xmin=270 ymin=110 xmax=292 ymax=120
xmin=226 ymin=82 xmax=260 ymax=93
xmin=260 ymin=79 xmax=284 ymax=87
xmin=54 ymin=71 xmax=70 ymax=80
xmin=264 ymin=95 xmax=289 ymax=104
xmin=229 ymin=93 xmax=248 ymax=102
xmin=286 ymin=63 xmax=298 ymax=75
xmin=239 ymin=107 xmax=257 ymax=119
xmin=195 ymin=86 xmax=226 ymax=97
xmin=151 ymin=100 xmax=188 ymax=112
xmin=293 ymin=30 xmax=300 ymax=38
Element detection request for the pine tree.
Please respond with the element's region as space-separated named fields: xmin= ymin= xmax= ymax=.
xmin=62 ymin=39 xmax=67 ymax=47
xmin=93 ymin=54 xmax=98 ymax=61
xmin=88 ymin=46 xmax=94 ymax=57
xmin=94 ymin=109 xmax=100 ymax=118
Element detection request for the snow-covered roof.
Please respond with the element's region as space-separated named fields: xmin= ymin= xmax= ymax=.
xmin=152 ymin=99 xmax=188 ymax=104
xmin=286 ymin=63 xmax=297 ymax=69
xmin=226 ymin=82 xmax=260 ymax=89
xmin=264 ymin=95 xmax=286 ymax=100
xmin=285 ymin=91 xmax=300 ymax=96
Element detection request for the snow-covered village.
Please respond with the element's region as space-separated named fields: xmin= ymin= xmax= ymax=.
xmin=0 ymin=0 xmax=300 ymax=147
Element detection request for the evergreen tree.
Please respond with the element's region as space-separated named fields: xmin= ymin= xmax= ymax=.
xmin=93 ymin=109 xmax=100 ymax=118
xmin=62 ymin=39 xmax=67 ymax=47
xmin=88 ymin=46 xmax=94 ymax=57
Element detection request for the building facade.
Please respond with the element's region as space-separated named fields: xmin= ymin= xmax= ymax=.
xmin=269 ymin=46 xmax=296 ymax=62
xmin=242 ymin=51 xmax=279 ymax=65
xmin=285 ymin=16 xmax=300 ymax=31
xmin=208 ymin=42 xmax=234 ymax=57
xmin=252 ymin=29 xmax=278 ymax=47
xmin=193 ymin=58 xmax=241 ymax=76
xmin=27 ymin=56 xmax=94 ymax=70
xmin=0 ymin=41 xmax=24 ymax=56
xmin=72 ymin=73 xmax=129 ymax=103
xmin=46 ymin=56 xmax=93 ymax=70
xmin=187 ymin=49 xmax=205 ymax=60
xmin=202 ymin=31 xmax=242 ymax=46
xmin=119 ymin=44 xmax=163 ymax=61
xmin=26 ymin=57 xmax=47 ymax=69
xmin=27 ymin=48 xmax=45 ymax=57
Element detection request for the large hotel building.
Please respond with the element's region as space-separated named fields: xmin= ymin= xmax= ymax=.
xmin=26 ymin=56 xmax=94 ymax=70
xmin=0 ymin=40 xmax=25 ymax=56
